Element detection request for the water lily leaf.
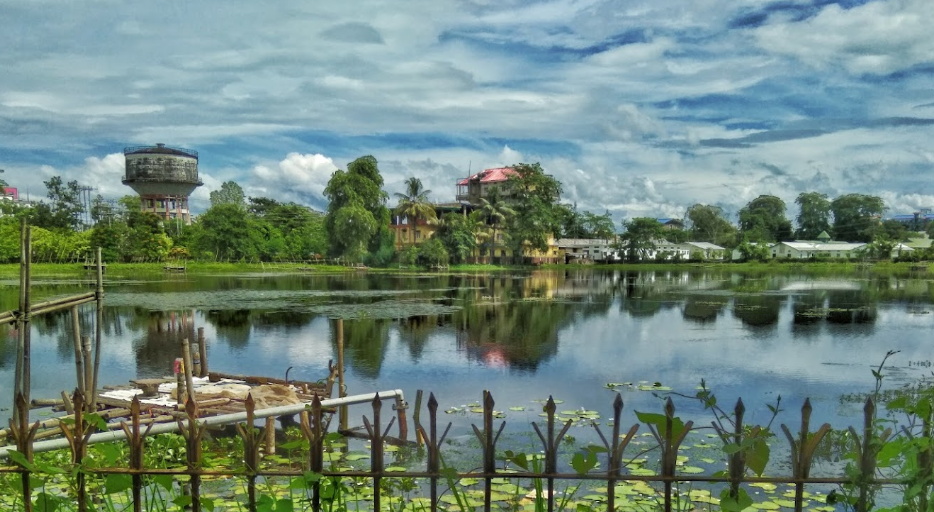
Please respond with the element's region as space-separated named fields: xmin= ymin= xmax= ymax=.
xmin=679 ymin=466 xmax=704 ymax=474
xmin=385 ymin=466 xmax=406 ymax=472
xmin=345 ymin=453 xmax=369 ymax=461
xmin=509 ymin=406 xmax=526 ymax=411
xmin=752 ymin=502 xmax=781 ymax=510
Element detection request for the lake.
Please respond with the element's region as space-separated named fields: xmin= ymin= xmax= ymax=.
xmin=2 ymin=268 xmax=933 ymax=454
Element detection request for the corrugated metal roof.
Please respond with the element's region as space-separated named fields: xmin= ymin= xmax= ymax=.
xmin=456 ymin=167 xmax=516 ymax=186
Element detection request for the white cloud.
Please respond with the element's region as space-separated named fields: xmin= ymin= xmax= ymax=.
xmin=755 ymin=0 xmax=934 ymax=75
xmin=250 ymin=153 xmax=339 ymax=206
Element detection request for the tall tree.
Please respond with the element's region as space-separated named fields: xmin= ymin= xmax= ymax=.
xmin=685 ymin=204 xmax=737 ymax=247
xmin=585 ymin=211 xmax=616 ymax=241
xmin=795 ymin=192 xmax=832 ymax=240
xmin=831 ymin=194 xmax=886 ymax=242
xmin=31 ymin=176 xmax=84 ymax=231
xmin=738 ymin=195 xmax=792 ymax=242
xmin=619 ymin=217 xmax=663 ymax=262
xmin=210 ymin=181 xmax=245 ymax=206
xmin=323 ymin=155 xmax=389 ymax=260
xmin=394 ymin=177 xmax=437 ymax=234
xmin=504 ymin=162 xmax=563 ymax=257
xmin=478 ymin=187 xmax=516 ymax=260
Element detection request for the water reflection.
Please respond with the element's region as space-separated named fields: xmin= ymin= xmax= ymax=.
xmin=3 ymin=268 xmax=933 ymax=429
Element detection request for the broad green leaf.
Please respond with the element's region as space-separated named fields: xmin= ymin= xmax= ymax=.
xmin=105 ymin=473 xmax=132 ymax=494
xmin=719 ymin=488 xmax=753 ymax=512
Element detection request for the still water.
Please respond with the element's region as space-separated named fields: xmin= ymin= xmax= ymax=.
xmin=2 ymin=268 xmax=933 ymax=440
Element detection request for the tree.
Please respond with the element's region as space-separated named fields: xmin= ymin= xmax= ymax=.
xmin=436 ymin=212 xmax=478 ymax=264
xmin=418 ymin=237 xmax=449 ymax=266
xmin=735 ymin=240 xmax=770 ymax=262
xmin=478 ymin=187 xmax=516 ymax=260
xmin=394 ymin=177 xmax=437 ymax=233
xmin=738 ymin=195 xmax=792 ymax=242
xmin=0 ymin=168 xmax=7 ymax=188
xmin=195 ymin=202 xmax=262 ymax=261
xmin=795 ymin=192 xmax=832 ymax=240
xmin=879 ymin=219 xmax=908 ymax=242
xmin=30 ymin=176 xmax=84 ymax=231
xmin=619 ymin=217 xmax=663 ymax=262
xmin=504 ymin=162 xmax=563 ymax=259
xmin=831 ymin=194 xmax=886 ymax=242
xmin=584 ymin=211 xmax=616 ymax=241
xmin=323 ymin=156 xmax=389 ymax=260
xmin=686 ymin=204 xmax=737 ymax=247
xmin=210 ymin=181 xmax=245 ymax=206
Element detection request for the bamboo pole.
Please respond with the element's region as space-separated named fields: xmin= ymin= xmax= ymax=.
xmin=13 ymin=220 xmax=27 ymax=424
xmin=82 ymin=336 xmax=93 ymax=403
xmin=91 ymin=246 xmax=103 ymax=411
xmin=197 ymin=327 xmax=208 ymax=377
xmin=181 ymin=338 xmax=197 ymax=408
xmin=72 ymin=307 xmax=85 ymax=396
xmin=337 ymin=319 xmax=347 ymax=430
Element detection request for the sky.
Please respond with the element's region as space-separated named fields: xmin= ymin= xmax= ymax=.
xmin=1 ymin=0 xmax=932 ymax=223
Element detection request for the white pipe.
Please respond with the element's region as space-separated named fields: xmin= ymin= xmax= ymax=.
xmin=0 ymin=389 xmax=405 ymax=459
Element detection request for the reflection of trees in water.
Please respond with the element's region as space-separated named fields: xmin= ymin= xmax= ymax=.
xmin=454 ymin=296 xmax=569 ymax=372
xmin=133 ymin=310 xmax=197 ymax=377
xmin=0 ymin=326 xmax=16 ymax=369
xmin=252 ymin=311 xmax=316 ymax=329
xmin=827 ymin=291 xmax=876 ymax=324
xmin=792 ymin=293 xmax=827 ymax=325
xmin=398 ymin=315 xmax=442 ymax=362
xmin=732 ymin=294 xmax=782 ymax=327
xmin=682 ymin=294 xmax=728 ymax=324
xmin=204 ymin=309 xmax=251 ymax=348
xmin=335 ymin=318 xmax=390 ymax=379
xmin=617 ymin=272 xmax=672 ymax=318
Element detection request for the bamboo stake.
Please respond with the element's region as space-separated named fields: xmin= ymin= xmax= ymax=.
xmin=265 ymin=417 xmax=276 ymax=455
xmin=72 ymin=307 xmax=85 ymax=396
xmin=337 ymin=319 xmax=347 ymax=430
xmin=13 ymin=220 xmax=27 ymax=425
xmin=82 ymin=336 xmax=93 ymax=404
xmin=197 ymin=327 xmax=208 ymax=377
xmin=181 ymin=338 xmax=197 ymax=407
xmin=92 ymin=246 xmax=103 ymax=411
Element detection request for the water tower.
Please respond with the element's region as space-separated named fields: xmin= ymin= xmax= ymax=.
xmin=123 ymin=143 xmax=202 ymax=225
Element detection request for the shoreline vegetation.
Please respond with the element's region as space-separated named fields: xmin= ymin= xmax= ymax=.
xmin=0 ymin=259 xmax=929 ymax=279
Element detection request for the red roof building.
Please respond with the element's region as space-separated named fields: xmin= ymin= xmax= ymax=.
xmin=455 ymin=167 xmax=517 ymax=203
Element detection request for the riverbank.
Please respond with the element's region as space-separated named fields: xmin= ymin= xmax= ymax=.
xmin=0 ymin=259 xmax=929 ymax=278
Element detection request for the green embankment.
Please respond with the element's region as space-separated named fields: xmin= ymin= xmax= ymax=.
xmin=0 ymin=260 xmax=928 ymax=278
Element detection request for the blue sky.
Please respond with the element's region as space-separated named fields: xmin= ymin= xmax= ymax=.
xmin=1 ymin=0 xmax=932 ymax=222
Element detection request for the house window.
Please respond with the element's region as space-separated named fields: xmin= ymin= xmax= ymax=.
xmin=415 ymin=231 xmax=421 ymax=240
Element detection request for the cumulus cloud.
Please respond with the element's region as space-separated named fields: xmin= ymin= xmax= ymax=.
xmin=250 ymin=153 xmax=339 ymax=208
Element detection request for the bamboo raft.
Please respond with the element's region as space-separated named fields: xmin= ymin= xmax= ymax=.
xmin=0 ymin=364 xmax=338 ymax=446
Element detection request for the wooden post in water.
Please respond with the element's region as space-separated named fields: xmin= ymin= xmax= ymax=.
xmin=181 ymin=338 xmax=197 ymax=407
xmin=337 ymin=319 xmax=347 ymax=431
xmin=197 ymin=327 xmax=208 ymax=377
xmin=81 ymin=336 xmax=93 ymax=401
xmin=71 ymin=307 xmax=85 ymax=396
xmin=176 ymin=358 xmax=187 ymax=406
xmin=13 ymin=221 xmax=32 ymax=426
xmin=91 ymin=246 xmax=103 ymax=411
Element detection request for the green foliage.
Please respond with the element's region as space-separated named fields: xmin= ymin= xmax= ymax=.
xmin=735 ymin=240 xmax=770 ymax=262
xmin=195 ymin=202 xmax=262 ymax=261
xmin=795 ymin=192 xmax=832 ymax=239
xmin=504 ymin=162 xmax=562 ymax=257
xmin=686 ymin=204 xmax=737 ymax=247
xmin=831 ymin=193 xmax=886 ymax=242
xmin=209 ymin=181 xmax=245 ymax=207
xmin=619 ymin=217 xmax=663 ymax=262
xmin=324 ymin=156 xmax=389 ymax=260
xmin=436 ymin=212 xmax=478 ymax=264
xmin=739 ymin=195 xmax=792 ymax=242
xmin=28 ymin=177 xmax=85 ymax=231
xmin=477 ymin=187 xmax=516 ymax=261
xmin=418 ymin=237 xmax=449 ymax=266
xmin=394 ymin=177 xmax=437 ymax=227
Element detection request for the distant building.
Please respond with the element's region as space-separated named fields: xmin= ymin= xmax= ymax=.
xmin=655 ymin=218 xmax=684 ymax=230
xmin=556 ymin=238 xmax=617 ymax=263
xmin=889 ymin=209 xmax=934 ymax=230
xmin=455 ymin=167 xmax=518 ymax=204
xmin=2 ymin=187 xmax=18 ymax=201
xmin=123 ymin=143 xmax=202 ymax=226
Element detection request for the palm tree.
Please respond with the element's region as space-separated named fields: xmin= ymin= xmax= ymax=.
xmin=478 ymin=187 xmax=516 ymax=261
xmin=394 ymin=177 xmax=437 ymax=244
